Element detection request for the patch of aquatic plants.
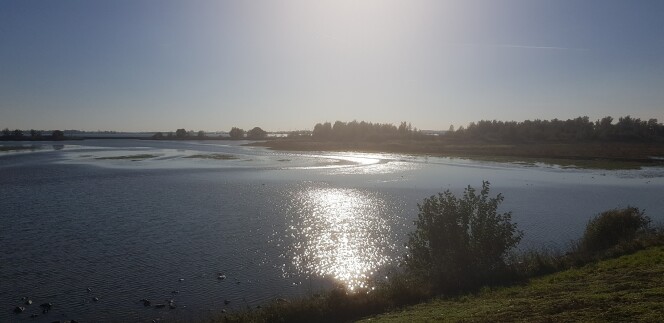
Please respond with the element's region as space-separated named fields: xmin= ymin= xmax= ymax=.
xmin=0 ymin=145 xmax=40 ymax=152
xmin=183 ymin=153 xmax=237 ymax=160
xmin=95 ymin=154 xmax=159 ymax=160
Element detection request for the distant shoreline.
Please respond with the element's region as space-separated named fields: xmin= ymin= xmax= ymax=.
xmin=4 ymin=135 xmax=664 ymax=169
xmin=248 ymin=139 xmax=664 ymax=169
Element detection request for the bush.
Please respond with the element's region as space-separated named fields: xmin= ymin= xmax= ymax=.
xmin=247 ymin=127 xmax=267 ymax=139
xmin=508 ymin=247 xmax=568 ymax=278
xmin=229 ymin=127 xmax=245 ymax=139
xmin=405 ymin=181 xmax=523 ymax=294
xmin=580 ymin=207 xmax=651 ymax=255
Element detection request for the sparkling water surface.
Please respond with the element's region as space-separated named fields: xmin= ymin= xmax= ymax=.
xmin=2 ymin=139 xmax=663 ymax=322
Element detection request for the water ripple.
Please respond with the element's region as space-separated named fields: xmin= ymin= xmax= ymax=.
xmin=280 ymin=186 xmax=401 ymax=291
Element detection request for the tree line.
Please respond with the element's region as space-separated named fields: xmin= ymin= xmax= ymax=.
xmin=311 ymin=120 xmax=421 ymax=141
xmin=1 ymin=128 xmax=66 ymax=141
xmin=151 ymin=127 xmax=267 ymax=140
xmin=449 ymin=116 xmax=664 ymax=143
xmin=305 ymin=116 xmax=664 ymax=143
xmin=227 ymin=126 xmax=267 ymax=139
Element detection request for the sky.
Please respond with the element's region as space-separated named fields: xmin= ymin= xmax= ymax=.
xmin=1 ymin=0 xmax=663 ymax=132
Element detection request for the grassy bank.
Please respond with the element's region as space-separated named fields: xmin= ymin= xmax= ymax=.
xmin=217 ymin=245 xmax=664 ymax=323
xmin=217 ymin=206 xmax=661 ymax=323
xmin=249 ymin=139 xmax=664 ymax=169
xmin=361 ymin=246 xmax=664 ymax=322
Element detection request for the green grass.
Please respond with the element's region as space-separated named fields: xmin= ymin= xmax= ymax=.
xmin=184 ymin=153 xmax=237 ymax=160
xmin=360 ymin=247 xmax=664 ymax=322
xmin=95 ymin=154 xmax=159 ymax=160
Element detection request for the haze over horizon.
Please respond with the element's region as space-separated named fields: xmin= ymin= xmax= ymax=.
xmin=1 ymin=0 xmax=663 ymax=132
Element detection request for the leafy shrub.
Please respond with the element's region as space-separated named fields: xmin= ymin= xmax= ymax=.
xmin=405 ymin=181 xmax=523 ymax=294
xmin=580 ymin=207 xmax=651 ymax=255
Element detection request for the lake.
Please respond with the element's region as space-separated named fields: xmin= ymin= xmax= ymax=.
xmin=2 ymin=139 xmax=663 ymax=322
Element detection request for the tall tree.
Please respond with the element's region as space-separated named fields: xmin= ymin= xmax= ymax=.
xmin=246 ymin=127 xmax=267 ymax=140
xmin=175 ymin=128 xmax=187 ymax=138
xmin=229 ymin=127 xmax=245 ymax=139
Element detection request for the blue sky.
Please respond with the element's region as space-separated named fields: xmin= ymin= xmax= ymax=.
xmin=1 ymin=0 xmax=663 ymax=132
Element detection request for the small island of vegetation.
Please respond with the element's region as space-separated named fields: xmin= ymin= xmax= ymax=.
xmin=95 ymin=154 xmax=160 ymax=161
xmin=184 ymin=153 xmax=237 ymax=160
xmin=250 ymin=116 xmax=664 ymax=169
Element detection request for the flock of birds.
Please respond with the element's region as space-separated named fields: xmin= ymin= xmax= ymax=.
xmin=11 ymin=272 xmax=244 ymax=321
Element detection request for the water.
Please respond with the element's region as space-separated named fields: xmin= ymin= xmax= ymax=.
xmin=1 ymin=139 xmax=663 ymax=322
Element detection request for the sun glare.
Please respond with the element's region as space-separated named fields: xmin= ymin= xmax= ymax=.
xmin=286 ymin=187 xmax=396 ymax=290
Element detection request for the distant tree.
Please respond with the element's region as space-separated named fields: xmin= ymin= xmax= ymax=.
xmin=30 ymin=129 xmax=41 ymax=138
xmin=13 ymin=129 xmax=23 ymax=137
xmin=152 ymin=132 xmax=164 ymax=139
xmin=448 ymin=125 xmax=455 ymax=132
xmin=595 ymin=116 xmax=614 ymax=141
xmin=313 ymin=122 xmax=333 ymax=139
xmin=197 ymin=130 xmax=206 ymax=138
xmin=581 ymin=207 xmax=651 ymax=255
xmin=398 ymin=121 xmax=413 ymax=135
xmin=166 ymin=132 xmax=174 ymax=139
xmin=51 ymin=130 xmax=65 ymax=140
xmin=405 ymin=181 xmax=522 ymax=293
xmin=229 ymin=127 xmax=245 ymax=140
xmin=647 ymin=119 xmax=659 ymax=137
xmin=175 ymin=128 xmax=187 ymax=138
xmin=246 ymin=126 xmax=267 ymax=140
xmin=328 ymin=121 xmax=341 ymax=137
xmin=1 ymin=128 xmax=9 ymax=137
xmin=312 ymin=123 xmax=323 ymax=137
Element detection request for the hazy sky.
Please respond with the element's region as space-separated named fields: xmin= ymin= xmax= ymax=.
xmin=1 ymin=0 xmax=663 ymax=132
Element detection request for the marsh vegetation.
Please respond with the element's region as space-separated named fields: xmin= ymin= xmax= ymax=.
xmin=95 ymin=154 xmax=159 ymax=160
xmin=184 ymin=154 xmax=238 ymax=160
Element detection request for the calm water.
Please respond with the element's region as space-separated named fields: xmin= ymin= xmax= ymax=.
xmin=2 ymin=139 xmax=663 ymax=322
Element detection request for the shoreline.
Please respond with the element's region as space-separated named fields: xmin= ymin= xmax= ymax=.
xmin=248 ymin=139 xmax=664 ymax=169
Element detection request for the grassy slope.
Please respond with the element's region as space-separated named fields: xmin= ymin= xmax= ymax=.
xmin=361 ymin=247 xmax=664 ymax=323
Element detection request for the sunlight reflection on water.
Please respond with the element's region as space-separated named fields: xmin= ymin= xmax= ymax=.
xmin=284 ymin=187 xmax=400 ymax=291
